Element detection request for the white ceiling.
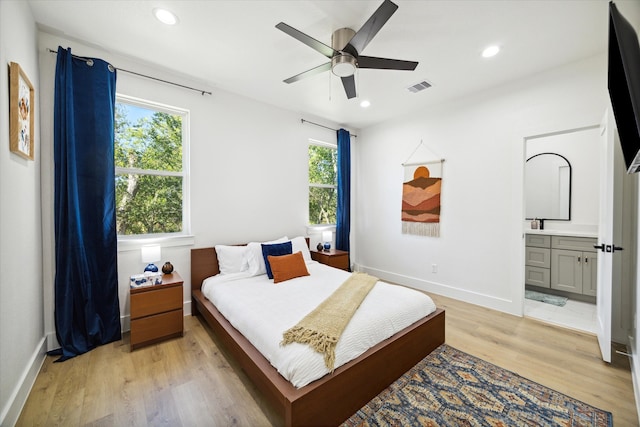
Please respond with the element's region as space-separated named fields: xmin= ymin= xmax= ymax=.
xmin=27 ymin=0 xmax=610 ymax=129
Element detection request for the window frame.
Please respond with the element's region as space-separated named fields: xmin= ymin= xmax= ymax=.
xmin=308 ymin=138 xmax=338 ymax=226
xmin=114 ymin=94 xmax=191 ymax=243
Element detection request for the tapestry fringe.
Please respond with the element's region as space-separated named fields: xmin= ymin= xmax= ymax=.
xmin=402 ymin=221 xmax=440 ymax=237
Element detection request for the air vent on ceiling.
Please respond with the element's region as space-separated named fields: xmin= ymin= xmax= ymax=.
xmin=407 ymin=80 xmax=432 ymax=93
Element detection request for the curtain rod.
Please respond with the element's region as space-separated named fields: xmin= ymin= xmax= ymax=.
xmin=301 ymin=119 xmax=357 ymax=138
xmin=47 ymin=48 xmax=212 ymax=96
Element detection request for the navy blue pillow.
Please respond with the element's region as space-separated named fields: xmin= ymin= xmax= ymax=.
xmin=261 ymin=241 xmax=293 ymax=279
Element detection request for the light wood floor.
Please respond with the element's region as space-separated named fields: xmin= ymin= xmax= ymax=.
xmin=17 ymin=293 xmax=638 ymax=426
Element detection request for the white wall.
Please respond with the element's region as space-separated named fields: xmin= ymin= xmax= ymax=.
xmin=354 ymin=54 xmax=608 ymax=316
xmin=0 ymin=2 xmax=45 ymax=426
xmin=525 ymin=126 xmax=601 ymax=232
xmin=37 ymin=33 xmax=349 ymax=342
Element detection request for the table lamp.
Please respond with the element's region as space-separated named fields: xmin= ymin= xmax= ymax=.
xmin=141 ymin=244 xmax=161 ymax=272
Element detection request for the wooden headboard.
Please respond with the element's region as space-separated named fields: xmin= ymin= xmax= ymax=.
xmin=190 ymin=247 xmax=221 ymax=291
xmin=190 ymin=238 xmax=310 ymax=291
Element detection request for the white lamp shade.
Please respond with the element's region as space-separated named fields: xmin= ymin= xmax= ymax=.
xmin=322 ymin=231 xmax=332 ymax=243
xmin=141 ymin=244 xmax=161 ymax=263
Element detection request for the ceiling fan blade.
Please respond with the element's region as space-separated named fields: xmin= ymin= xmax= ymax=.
xmin=348 ymin=0 xmax=398 ymax=53
xmin=357 ymin=55 xmax=418 ymax=71
xmin=283 ymin=62 xmax=332 ymax=84
xmin=341 ymin=75 xmax=357 ymax=99
xmin=276 ymin=22 xmax=337 ymax=59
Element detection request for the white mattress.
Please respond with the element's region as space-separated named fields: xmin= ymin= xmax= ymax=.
xmin=202 ymin=261 xmax=437 ymax=388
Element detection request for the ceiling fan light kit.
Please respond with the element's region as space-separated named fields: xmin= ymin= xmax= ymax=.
xmin=332 ymin=54 xmax=357 ymax=77
xmin=276 ymin=0 xmax=418 ymax=99
xmin=331 ymin=28 xmax=357 ymax=77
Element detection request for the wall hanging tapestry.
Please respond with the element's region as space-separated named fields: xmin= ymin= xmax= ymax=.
xmin=402 ymin=158 xmax=443 ymax=237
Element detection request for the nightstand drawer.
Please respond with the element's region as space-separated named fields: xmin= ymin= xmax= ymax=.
xmin=131 ymin=285 xmax=182 ymax=319
xmin=130 ymin=309 xmax=183 ymax=349
xmin=326 ymin=255 xmax=349 ymax=270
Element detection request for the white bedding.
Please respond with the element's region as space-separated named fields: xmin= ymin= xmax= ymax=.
xmin=202 ymin=261 xmax=437 ymax=388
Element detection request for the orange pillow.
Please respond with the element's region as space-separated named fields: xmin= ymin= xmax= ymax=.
xmin=267 ymin=251 xmax=310 ymax=283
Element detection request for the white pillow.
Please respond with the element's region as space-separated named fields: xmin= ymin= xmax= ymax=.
xmin=290 ymin=236 xmax=312 ymax=262
xmin=246 ymin=236 xmax=289 ymax=276
xmin=215 ymin=245 xmax=249 ymax=275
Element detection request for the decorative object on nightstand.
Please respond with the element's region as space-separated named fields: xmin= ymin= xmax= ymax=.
xmin=316 ymin=242 xmax=324 ymax=251
xmin=311 ymin=248 xmax=349 ymax=271
xmin=141 ymin=244 xmax=161 ymax=272
xmin=322 ymin=230 xmax=332 ymax=251
xmin=162 ymin=261 xmax=174 ymax=274
xmin=130 ymin=272 xmax=184 ymax=350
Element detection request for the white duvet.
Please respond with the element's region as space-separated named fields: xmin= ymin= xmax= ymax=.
xmin=202 ymin=261 xmax=437 ymax=388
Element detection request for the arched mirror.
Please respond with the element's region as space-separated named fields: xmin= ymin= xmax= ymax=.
xmin=525 ymin=152 xmax=571 ymax=220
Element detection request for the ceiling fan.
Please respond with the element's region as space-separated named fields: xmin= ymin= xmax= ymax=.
xmin=276 ymin=0 xmax=419 ymax=99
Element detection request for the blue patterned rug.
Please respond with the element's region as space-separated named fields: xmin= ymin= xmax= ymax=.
xmin=343 ymin=344 xmax=612 ymax=426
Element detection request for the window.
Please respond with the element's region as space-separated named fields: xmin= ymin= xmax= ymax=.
xmin=114 ymin=95 xmax=188 ymax=236
xmin=308 ymin=140 xmax=337 ymax=224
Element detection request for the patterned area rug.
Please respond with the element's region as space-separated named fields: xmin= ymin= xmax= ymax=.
xmin=343 ymin=345 xmax=612 ymax=427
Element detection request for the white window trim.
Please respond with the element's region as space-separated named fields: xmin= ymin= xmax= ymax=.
xmin=115 ymin=94 xmax=191 ymax=242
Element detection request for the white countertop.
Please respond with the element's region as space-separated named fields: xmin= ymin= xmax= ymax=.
xmin=524 ymin=229 xmax=598 ymax=238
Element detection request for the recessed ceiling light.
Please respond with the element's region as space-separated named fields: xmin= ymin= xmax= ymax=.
xmin=482 ymin=45 xmax=500 ymax=58
xmin=360 ymin=100 xmax=371 ymax=108
xmin=154 ymin=8 xmax=178 ymax=25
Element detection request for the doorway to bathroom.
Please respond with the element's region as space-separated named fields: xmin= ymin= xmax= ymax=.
xmin=522 ymin=126 xmax=600 ymax=335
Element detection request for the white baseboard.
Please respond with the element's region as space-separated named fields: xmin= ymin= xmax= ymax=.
xmin=360 ymin=265 xmax=520 ymax=316
xmin=0 ymin=337 xmax=46 ymax=427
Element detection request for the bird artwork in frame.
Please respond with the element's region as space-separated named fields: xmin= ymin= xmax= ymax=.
xmin=9 ymin=62 xmax=35 ymax=160
xmin=401 ymin=160 xmax=442 ymax=237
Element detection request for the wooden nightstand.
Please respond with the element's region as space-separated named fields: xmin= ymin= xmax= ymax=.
xmin=311 ymin=249 xmax=350 ymax=271
xmin=130 ymin=272 xmax=183 ymax=350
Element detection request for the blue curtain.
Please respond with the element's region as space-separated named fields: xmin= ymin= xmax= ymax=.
xmin=51 ymin=47 xmax=121 ymax=361
xmin=336 ymin=128 xmax=351 ymax=253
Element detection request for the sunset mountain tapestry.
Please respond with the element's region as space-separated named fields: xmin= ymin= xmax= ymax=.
xmin=402 ymin=162 xmax=442 ymax=237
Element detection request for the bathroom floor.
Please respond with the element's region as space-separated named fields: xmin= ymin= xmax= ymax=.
xmin=524 ymin=297 xmax=597 ymax=334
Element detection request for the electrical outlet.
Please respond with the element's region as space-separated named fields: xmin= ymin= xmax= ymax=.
xmin=432 ymin=264 xmax=438 ymax=273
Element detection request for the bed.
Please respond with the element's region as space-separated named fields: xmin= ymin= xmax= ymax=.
xmin=191 ymin=239 xmax=445 ymax=426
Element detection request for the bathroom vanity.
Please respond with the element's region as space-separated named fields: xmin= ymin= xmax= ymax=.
xmin=525 ymin=232 xmax=597 ymax=299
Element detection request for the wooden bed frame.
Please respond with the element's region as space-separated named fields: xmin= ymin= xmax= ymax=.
xmin=191 ymin=246 xmax=445 ymax=427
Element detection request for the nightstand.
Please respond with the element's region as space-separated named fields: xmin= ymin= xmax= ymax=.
xmin=311 ymin=249 xmax=350 ymax=271
xmin=130 ymin=272 xmax=183 ymax=350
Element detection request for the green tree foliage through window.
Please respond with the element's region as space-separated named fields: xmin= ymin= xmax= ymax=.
xmin=115 ymin=102 xmax=184 ymax=235
xmin=309 ymin=143 xmax=337 ymax=224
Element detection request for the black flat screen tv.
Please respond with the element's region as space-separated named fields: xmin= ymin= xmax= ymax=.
xmin=608 ymin=2 xmax=640 ymax=173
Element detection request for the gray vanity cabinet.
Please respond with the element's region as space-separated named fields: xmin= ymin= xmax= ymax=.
xmin=549 ymin=236 xmax=597 ymax=296
xmin=525 ymin=235 xmax=551 ymax=288
xmin=582 ymin=252 xmax=598 ymax=296
xmin=526 ymin=234 xmax=597 ymax=297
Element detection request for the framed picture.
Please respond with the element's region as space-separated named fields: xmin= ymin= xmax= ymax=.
xmin=9 ymin=62 xmax=35 ymax=160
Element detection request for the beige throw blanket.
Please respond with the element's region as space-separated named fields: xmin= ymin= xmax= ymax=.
xmin=281 ymin=272 xmax=379 ymax=372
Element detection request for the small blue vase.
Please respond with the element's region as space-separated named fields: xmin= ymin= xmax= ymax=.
xmin=323 ymin=242 xmax=331 ymax=251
